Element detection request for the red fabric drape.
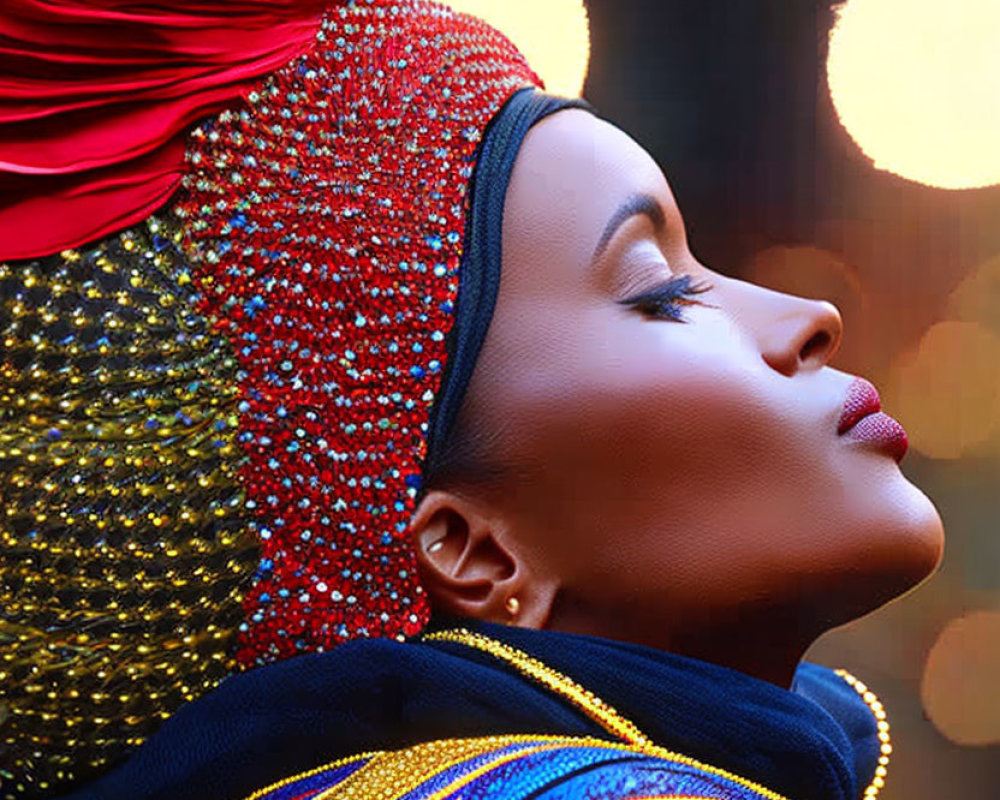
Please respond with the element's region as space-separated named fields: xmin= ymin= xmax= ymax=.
xmin=0 ymin=1 xmax=327 ymax=260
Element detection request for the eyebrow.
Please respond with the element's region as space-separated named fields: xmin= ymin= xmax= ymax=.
xmin=591 ymin=192 xmax=667 ymax=264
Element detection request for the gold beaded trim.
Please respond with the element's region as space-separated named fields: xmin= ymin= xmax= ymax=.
xmin=423 ymin=628 xmax=792 ymax=800
xmin=318 ymin=737 xmax=583 ymax=800
xmin=243 ymin=733 xmax=788 ymax=800
xmin=243 ymin=752 xmax=374 ymax=800
xmin=834 ymin=669 xmax=891 ymax=799
xmin=242 ymin=735 xmax=600 ymax=800
xmin=424 ymin=628 xmax=651 ymax=746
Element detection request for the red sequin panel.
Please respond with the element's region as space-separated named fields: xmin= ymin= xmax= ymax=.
xmin=178 ymin=0 xmax=541 ymax=666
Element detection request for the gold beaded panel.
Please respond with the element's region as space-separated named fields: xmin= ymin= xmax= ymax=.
xmin=0 ymin=213 xmax=257 ymax=799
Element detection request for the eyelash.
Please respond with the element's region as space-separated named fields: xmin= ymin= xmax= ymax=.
xmin=617 ymin=273 xmax=715 ymax=322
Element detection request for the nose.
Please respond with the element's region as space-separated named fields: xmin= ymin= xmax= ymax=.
xmin=726 ymin=277 xmax=844 ymax=376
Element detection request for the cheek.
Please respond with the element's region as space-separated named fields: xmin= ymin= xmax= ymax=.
xmin=498 ymin=309 xmax=782 ymax=478
xmin=488 ymin=311 xmax=817 ymax=562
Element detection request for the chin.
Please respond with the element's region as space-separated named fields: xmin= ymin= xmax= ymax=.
xmin=836 ymin=468 xmax=945 ymax=623
xmin=891 ymin=482 xmax=945 ymax=589
xmin=782 ymin=457 xmax=944 ymax=635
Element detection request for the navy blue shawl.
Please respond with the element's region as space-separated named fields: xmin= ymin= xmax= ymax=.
xmin=61 ymin=619 xmax=880 ymax=800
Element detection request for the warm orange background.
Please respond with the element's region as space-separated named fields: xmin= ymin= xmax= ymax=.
xmin=583 ymin=1 xmax=1000 ymax=797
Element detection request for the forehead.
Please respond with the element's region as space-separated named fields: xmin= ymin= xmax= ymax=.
xmin=500 ymin=109 xmax=676 ymax=280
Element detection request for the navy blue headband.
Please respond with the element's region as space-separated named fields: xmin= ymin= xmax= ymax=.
xmin=422 ymin=87 xmax=594 ymax=481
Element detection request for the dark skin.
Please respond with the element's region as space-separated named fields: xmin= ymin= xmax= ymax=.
xmin=409 ymin=109 xmax=945 ymax=689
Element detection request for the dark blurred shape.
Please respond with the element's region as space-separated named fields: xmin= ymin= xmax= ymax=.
xmin=584 ymin=0 xmax=837 ymax=272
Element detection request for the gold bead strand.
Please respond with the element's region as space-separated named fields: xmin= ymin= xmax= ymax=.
xmin=424 ymin=628 xmax=653 ymax=748
xmin=834 ymin=669 xmax=891 ymax=799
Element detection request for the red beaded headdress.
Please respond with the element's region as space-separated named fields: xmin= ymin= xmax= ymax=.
xmin=0 ymin=2 xmax=583 ymax=793
xmin=178 ymin=0 xmax=543 ymax=666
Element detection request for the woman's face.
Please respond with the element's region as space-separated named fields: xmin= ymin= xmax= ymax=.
xmin=419 ymin=109 xmax=944 ymax=678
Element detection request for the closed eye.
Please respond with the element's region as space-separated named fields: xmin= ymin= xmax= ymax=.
xmin=617 ymin=274 xmax=715 ymax=323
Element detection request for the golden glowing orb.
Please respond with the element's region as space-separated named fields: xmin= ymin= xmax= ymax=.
xmin=944 ymin=252 xmax=1000 ymax=334
xmin=922 ymin=611 xmax=1000 ymax=745
xmin=827 ymin=0 xmax=1000 ymax=189
xmin=885 ymin=321 xmax=1000 ymax=459
xmin=445 ymin=0 xmax=590 ymax=98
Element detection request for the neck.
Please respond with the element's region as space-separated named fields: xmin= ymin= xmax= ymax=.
xmin=657 ymin=615 xmax=814 ymax=689
xmin=544 ymin=593 xmax=820 ymax=689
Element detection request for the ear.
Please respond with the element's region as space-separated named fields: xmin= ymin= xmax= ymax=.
xmin=409 ymin=489 xmax=556 ymax=627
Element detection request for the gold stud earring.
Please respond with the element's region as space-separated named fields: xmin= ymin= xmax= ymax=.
xmin=505 ymin=596 xmax=520 ymax=618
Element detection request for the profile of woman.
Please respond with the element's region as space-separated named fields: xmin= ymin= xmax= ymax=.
xmin=0 ymin=2 xmax=944 ymax=800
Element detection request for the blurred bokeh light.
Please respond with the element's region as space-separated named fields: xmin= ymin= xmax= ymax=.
xmin=444 ymin=0 xmax=590 ymax=97
xmin=945 ymin=252 xmax=1000 ymax=335
xmin=940 ymin=252 xmax=1000 ymax=458
xmin=921 ymin=611 xmax=1000 ymax=745
xmin=827 ymin=0 xmax=1000 ymax=189
xmin=884 ymin=321 xmax=1000 ymax=459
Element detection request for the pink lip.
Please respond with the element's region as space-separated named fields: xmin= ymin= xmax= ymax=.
xmin=838 ymin=377 xmax=909 ymax=462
